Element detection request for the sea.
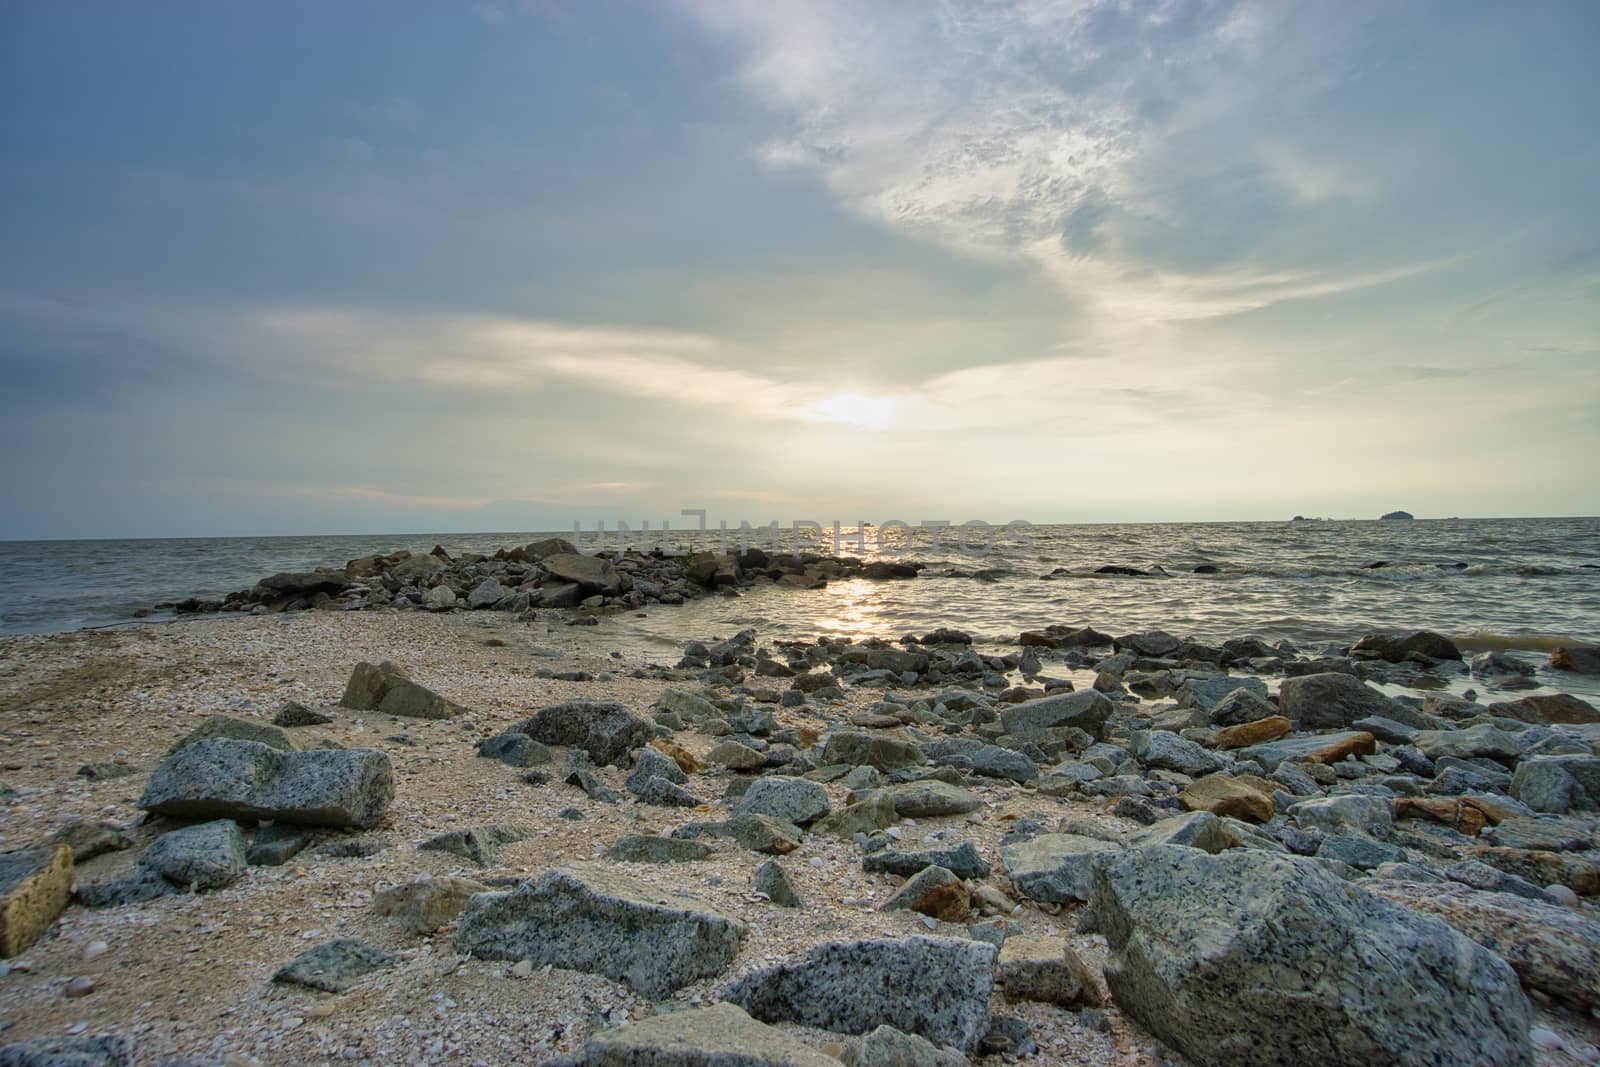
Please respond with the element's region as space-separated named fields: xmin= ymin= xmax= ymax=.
xmin=2 ymin=517 xmax=1597 ymax=697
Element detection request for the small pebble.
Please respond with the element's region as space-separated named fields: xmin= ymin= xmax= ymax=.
xmin=1546 ymin=884 xmax=1580 ymax=907
xmin=82 ymin=940 xmax=109 ymax=961
xmin=510 ymin=960 xmax=533 ymax=978
xmin=64 ymin=977 xmax=95 ymax=998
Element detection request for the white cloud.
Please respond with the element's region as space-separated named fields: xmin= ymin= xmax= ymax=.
xmin=679 ymin=0 xmax=1421 ymax=325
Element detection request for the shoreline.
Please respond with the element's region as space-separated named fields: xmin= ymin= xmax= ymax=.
xmin=0 ymin=610 xmax=1598 ymax=1065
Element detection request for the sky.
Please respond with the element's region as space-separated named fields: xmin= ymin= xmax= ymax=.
xmin=0 ymin=0 xmax=1596 ymax=539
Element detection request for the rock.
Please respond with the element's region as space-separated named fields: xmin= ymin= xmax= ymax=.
xmin=1471 ymin=847 xmax=1600 ymax=895
xmin=1179 ymin=775 xmax=1276 ymax=824
xmin=821 ymin=733 xmax=926 ymax=771
xmin=1235 ymin=731 xmax=1377 ymax=771
xmin=814 ymin=793 xmax=898 ymax=837
xmin=419 ymin=823 xmax=532 ymax=866
xmin=997 ymin=935 xmax=1103 ymax=1007
xmin=568 ymin=1002 xmax=838 ymax=1067
xmin=605 ymin=835 xmax=711 ymax=863
xmin=1212 ymin=715 xmax=1293 ymax=749
xmin=374 ymin=875 xmax=489 ymax=934
xmin=1113 ymin=631 xmax=1180 ymax=657
xmin=454 ymin=863 xmax=747 ymax=998
xmin=708 ymin=740 xmax=768 ymax=770
xmin=467 ymin=577 xmax=507 ymax=608
xmin=423 ymin=584 xmax=457 ymax=610
xmin=1178 ymin=676 xmax=1269 ymax=710
xmin=1277 ymin=673 xmax=1417 ymax=730
xmin=674 ymin=814 xmax=803 ymax=855
xmin=515 ymin=701 xmax=655 ymax=768
xmin=635 ymin=777 xmax=701 ymax=808
xmin=141 ymin=820 xmax=246 ymax=890
xmin=75 ymin=761 xmax=135 ymax=781
xmin=1351 ymin=631 xmax=1462 ymax=662
xmin=167 ymin=714 xmax=298 ymax=754
xmin=852 ymin=1025 xmax=967 ymax=1067
xmin=1411 ymin=724 xmax=1521 ymax=763
xmin=1512 ymin=755 xmax=1600 ymax=813
xmin=542 ymin=552 xmax=622 ymax=595
xmin=477 ymin=732 xmax=553 ymax=768
xmin=339 ymin=661 xmax=468 ymax=719
xmin=273 ymin=701 xmax=335 ymax=727
xmin=42 ymin=821 xmax=129 ymax=864
xmin=0 ymin=1035 xmax=132 ymax=1066
xmin=884 ymin=781 xmax=982 ymax=818
xmin=723 ymin=936 xmax=997 ymax=1051
xmin=0 ymin=845 xmax=72 ymax=957
xmin=73 ymin=867 xmax=172 ymax=909
xmin=273 ymin=939 xmax=395 ymax=992
xmin=880 ymin=865 xmax=969 ymax=921
xmin=1551 ymin=647 xmax=1600 ymax=674
xmin=1000 ymin=691 xmax=1113 ymax=739
xmin=1002 ymin=834 xmax=1120 ymax=903
xmin=139 ymin=739 xmax=394 ymax=828
xmin=1131 ymin=731 xmax=1223 ymax=776
xmin=1091 ymin=845 xmax=1532 ymax=1067
xmin=1368 ymin=880 xmax=1600 ymax=1009
xmin=1488 ymin=693 xmax=1600 ymax=725
xmin=752 ymin=860 xmax=801 ymax=907
xmin=737 ymin=776 xmax=831 ymax=826
xmin=1481 ymin=815 xmax=1594 ymax=852
xmin=1208 ymin=688 xmax=1280 ymax=727
xmin=863 ymin=842 xmax=990 ymax=880
xmin=650 ymin=738 xmax=706 ymax=774
xmin=931 ymin=744 xmax=1037 ymax=784
xmin=1131 ymin=811 xmax=1234 ymax=853
xmin=625 ymin=747 xmax=687 ymax=795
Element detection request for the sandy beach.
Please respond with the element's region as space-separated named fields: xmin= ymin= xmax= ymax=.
xmin=2 ymin=605 xmax=1599 ymax=1067
xmin=0 ymin=610 xmax=1158 ymax=1065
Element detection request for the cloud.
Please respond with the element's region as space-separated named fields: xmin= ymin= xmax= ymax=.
xmin=679 ymin=1 xmax=1431 ymax=324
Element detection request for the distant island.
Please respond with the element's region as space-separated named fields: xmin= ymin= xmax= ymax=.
xmin=1379 ymin=510 xmax=1415 ymax=521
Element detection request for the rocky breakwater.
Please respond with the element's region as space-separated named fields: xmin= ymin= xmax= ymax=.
xmin=168 ymin=539 xmax=923 ymax=619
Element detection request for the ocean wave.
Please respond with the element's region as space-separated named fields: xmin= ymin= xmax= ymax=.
xmin=1451 ymin=630 xmax=1599 ymax=653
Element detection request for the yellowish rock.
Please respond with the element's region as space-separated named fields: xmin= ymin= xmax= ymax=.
xmin=1180 ymin=774 xmax=1277 ymax=824
xmin=0 ymin=844 xmax=73 ymax=957
xmin=1214 ymin=715 xmax=1292 ymax=748
xmin=997 ymin=934 xmax=1104 ymax=1007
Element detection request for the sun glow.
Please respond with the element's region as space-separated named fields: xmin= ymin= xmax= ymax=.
xmin=803 ymin=391 xmax=900 ymax=430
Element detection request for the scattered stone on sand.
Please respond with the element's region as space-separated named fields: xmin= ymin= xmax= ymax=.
xmin=138 ymin=738 xmax=394 ymax=828
xmin=454 ymin=864 xmax=747 ymax=998
xmin=996 ymin=934 xmax=1104 ymax=1007
xmin=373 ymin=875 xmax=489 ymax=934
xmin=563 ymin=1002 xmax=839 ymax=1067
xmin=273 ymin=939 xmax=396 ymax=993
xmin=514 ymin=700 xmax=655 ymax=768
xmin=723 ymin=936 xmax=997 ymax=1052
xmin=339 ymin=660 xmax=470 ymax=719
xmin=0 ymin=845 xmax=73 ymax=957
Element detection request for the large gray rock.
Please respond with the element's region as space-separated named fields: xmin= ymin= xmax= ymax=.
xmin=1091 ymin=845 xmax=1532 ymax=1067
xmin=567 ymin=1002 xmax=838 ymax=1066
xmin=673 ymin=814 xmax=803 ymax=855
xmin=1410 ymin=724 xmax=1520 ymax=764
xmin=454 ymin=864 xmax=746 ymax=998
xmin=930 ymin=744 xmax=1038 ymax=784
xmin=516 ymin=701 xmax=655 ymax=768
xmin=274 ymin=939 xmax=395 ymax=992
xmin=863 ymin=842 xmax=990 ymax=880
xmin=1234 ymin=731 xmax=1376 ymax=771
xmin=339 ymin=660 xmax=468 ymax=719
xmin=821 ymin=732 xmax=925 ymax=771
xmin=1511 ymin=755 xmax=1600 ymax=813
xmin=467 ymin=578 xmax=507 ymax=609
xmin=543 ymin=552 xmax=623 ymax=595
xmin=1367 ymin=879 xmax=1600 ymax=1009
xmin=1002 ymin=833 xmax=1121 ymax=903
xmin=723 ymin=936 xmax=997 ymax=1051
xmin=1178 ymin=675 xmax=1268 ymax=711
xmin=139 ymin=739 xmax=394 ymax=828
xmin=737 ymin=776 xmax=831 ymax=825
xmin=1131 ymin=731 xmax=1223 ymax=776
xmin=883 ymin=780 xmax=982 ymax=818
xmin=1277 ymin=672 xmax=1422 ymax=730
xmin=141 ymin=819 xmax=246 ymax=890
xmin=1000 ymin=690 xmax=1113 ymax=739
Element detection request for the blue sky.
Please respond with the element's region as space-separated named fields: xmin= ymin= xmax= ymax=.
xmin=1 ymin=0 xmax=1596 ymax=538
